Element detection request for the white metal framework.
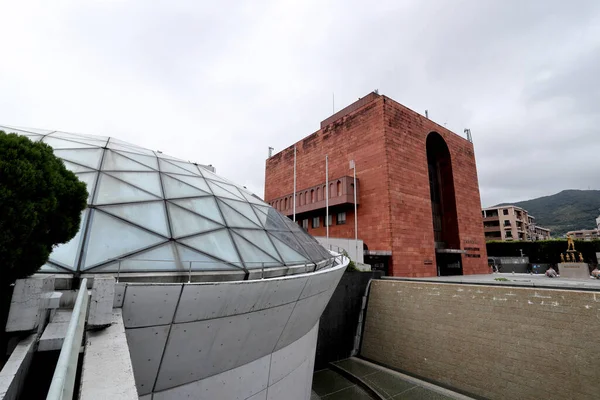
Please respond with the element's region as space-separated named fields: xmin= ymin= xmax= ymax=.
xmin=1 ymin=125 xmax=332 ymax=275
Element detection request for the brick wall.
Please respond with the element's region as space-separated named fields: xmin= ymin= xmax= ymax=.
xmin=361 ymin=280 xmax=600 ymax=400
xmin=265 ymin=96 xmax=392 ymax=253
xmin=264 ymin=93 xmax=488 ymax=276
xmin=383 ymin=97 xmax=488 ymax=276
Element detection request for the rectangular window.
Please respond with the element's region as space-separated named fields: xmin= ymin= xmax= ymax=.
xmin=503 ymin=209 xmax=509 ymax=215
xmin=302 ymin=219 xmax=308 ymax=230
xmin=312 ymin=217 xmax=320 ymax=228
xmin=325 ymin=215 xmax=332 ymax=227
xmin=337 ymin=212 xmax=346 ymax=225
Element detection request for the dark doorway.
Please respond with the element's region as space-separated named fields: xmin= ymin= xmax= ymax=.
xmin=426 ymin=132 xmax=462 ymax=276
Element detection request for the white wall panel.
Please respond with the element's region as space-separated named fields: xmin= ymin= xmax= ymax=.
xmin=269 ymin=322 xmax=318 ymax=386
xmin=274 ymin=287 xmax=336 ymax=351
xmin=266 ymin=357 xmax=312 ymax=400
xmin=152 ymin=354 xmax=270 ymax=400
xmin=125 ymin=325 xmax=170 ymax=395
xmin=122 ymin=285 xmax=182 ymax=328
xmin=298 ymin=265 xmax=345 ymax=300
xmin=156 ymin=302 xmax=294 ymax=391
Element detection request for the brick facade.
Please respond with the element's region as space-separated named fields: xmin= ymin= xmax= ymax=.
xmin=361 ymin=280 xmax=600 ymax=400
xmin=264 ymin=93 xmax=488 ymax=276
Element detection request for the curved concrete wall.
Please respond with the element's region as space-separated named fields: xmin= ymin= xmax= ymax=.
xmin=121 ymin=262 xmax=346 ymax=399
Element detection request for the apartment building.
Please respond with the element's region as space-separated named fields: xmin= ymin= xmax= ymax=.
xmin=482 ymin=205 xmax=551 ymax=241
xmin=566 ymin=229 xmax=600 ymax=241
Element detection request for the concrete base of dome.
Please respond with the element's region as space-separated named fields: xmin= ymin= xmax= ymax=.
xmin=121 ymin=262 xmax=347 ymax=398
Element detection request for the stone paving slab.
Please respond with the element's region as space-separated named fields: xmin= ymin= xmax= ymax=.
xmin=330 ymin=358 xmax=471 ymax=400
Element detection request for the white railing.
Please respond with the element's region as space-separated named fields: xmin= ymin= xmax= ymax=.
xmin=46 ymin=278 xmax=89 ymax=400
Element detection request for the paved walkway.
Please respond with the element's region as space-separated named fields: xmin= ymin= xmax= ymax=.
xmin=384 ymin=273 xmax=600 ymax=291
xmin=312 ymin=358 xmax=472 ymax=400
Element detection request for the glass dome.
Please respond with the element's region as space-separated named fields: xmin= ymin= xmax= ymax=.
xmin=0 ymin=125 xmax=332 ymax=275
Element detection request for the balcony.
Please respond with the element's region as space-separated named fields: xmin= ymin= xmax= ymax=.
xmin=484 ymin=226 xmax=501 ymax=233
xmin=483 ymin=215 xmax=499 ymax=222
xmin=269 ymin=176 xmax=359 ymax=217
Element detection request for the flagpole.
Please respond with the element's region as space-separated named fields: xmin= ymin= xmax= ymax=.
xmin=293 ymin=145 xmax=297 ymax=222
xmin=326 ymin=155 xmax=329 ymax=244
xmin=353 ymin=161 xmax=358 ymax=261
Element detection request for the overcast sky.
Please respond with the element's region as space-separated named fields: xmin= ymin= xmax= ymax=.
xmin=1 ymin=0 xmax=599 ymax=207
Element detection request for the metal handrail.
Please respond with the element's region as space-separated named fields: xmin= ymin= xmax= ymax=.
xmin=46 ymin=278 xmax=89 ymax=400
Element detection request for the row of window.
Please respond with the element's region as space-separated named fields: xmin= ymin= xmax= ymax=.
xmin=271 ymin=181 xmax=351 ymax=211
xmin=301 ymin=212 xmax=347 ymax=229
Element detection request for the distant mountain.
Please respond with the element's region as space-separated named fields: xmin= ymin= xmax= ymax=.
xmin=496 ymin=190 xmax=600 ymax=237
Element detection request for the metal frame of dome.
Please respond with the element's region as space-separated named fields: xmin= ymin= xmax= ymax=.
xmin=1 ymin=125 xmax=333 ymax=278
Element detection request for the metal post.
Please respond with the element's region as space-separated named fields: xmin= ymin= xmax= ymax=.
xmin=261 ymin=262 xmax=265 ymax=279
xmin=325 ymin=154 xmax=329 ymax=245
xmin=116 ymin=260 xmax=121 ymax=283
xmin=293 ymin=145 xmax=297 ymax=222
xmin=353 ymin=161 xmax=358 ymax=262
xmin=47 ymin=278 xmax=89 ymax=400
xmin=188 ymin=261 xmax=192 ymax=283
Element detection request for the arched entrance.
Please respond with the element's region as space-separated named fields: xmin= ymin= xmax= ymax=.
xmin=426 ymin=132 xmax=462 ymax=276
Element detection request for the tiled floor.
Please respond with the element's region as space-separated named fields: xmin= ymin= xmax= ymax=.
xmin=312 ymin=358 xmax=467 ymax=400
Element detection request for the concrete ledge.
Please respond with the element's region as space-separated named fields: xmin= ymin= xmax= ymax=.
xmin=80 ymin=309 xmax=138 ymax=400
xmin=38 ymin=310 xmax=72 ymax=352
xmin=0 ymin=335 xmax=36 ymax=400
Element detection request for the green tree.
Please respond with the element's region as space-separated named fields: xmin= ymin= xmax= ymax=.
xmin=0 ymin=131 xmax=88 ymax=286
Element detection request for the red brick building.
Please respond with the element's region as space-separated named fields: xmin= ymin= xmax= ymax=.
xmin=264 ymin=92 xmax=488 ymax=277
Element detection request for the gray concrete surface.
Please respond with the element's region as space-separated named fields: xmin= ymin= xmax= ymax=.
xmin=0 ymin=335 xmax=36 ymax=400
xmin=80 ymin=309 xmax=138 ymax=400
xmin=88 ymin=276 xmax=116 ymax=327
xmin=123 ymin=262 xmax=347 ymax=398
xmin=38 ymin=309 xmax=72 ymax=352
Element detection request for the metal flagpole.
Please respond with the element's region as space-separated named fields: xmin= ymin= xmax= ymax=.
xmin=293 ymin=145 xmax=297 ymax=222
xmin=325 ymin=155 xmax=329 ymax=244
xmin=353 ymin=160 xmax=358 ymax=261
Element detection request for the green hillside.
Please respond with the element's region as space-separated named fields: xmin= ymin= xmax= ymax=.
xmin=496 ymin=190 xmax=600 ymax=237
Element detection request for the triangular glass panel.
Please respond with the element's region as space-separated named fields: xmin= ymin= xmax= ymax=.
xmin=107 ymin=141 xmax=152 ymax=156
xmin=179 ymin=229 xmax=241 ymax=264
xmin=176 ymin=244 xmax=243 ymax=271
xmin=54 ymin=148 xmax=104 ymax=170
xmin=167 ymin=203 xmax=223 ymax=238
xmin=155 ymin=152 xmax=185 ymax=162
xmin=268 ymin=231 xmax=310 ymax=260
xmin=95 ymin=173 xmax=160 ymax=205
xmin=81 ymin=211 xmax=166 ymax=269
xmin=63 ymin=160 xmax=94 ymax=174
xmin=87 ymin=243 xmax=179 ymax=272
xmin=268 ymin=234 xmax=311 ymax=265
xmin=75 ymin=172 xmax=98 ymax=203
xmin=231 ymin=233 xmax=281 ymax=268
xmin=198 ymin=166 xmax=231 ymax=184
xmin=114 ymin=150 xmax=158 ymax=170
xmin=213 ymin=181 xmax=245 ymax=199
xmin=162 ymin=174 xmax=209 ymax=199
xmin=252 ymin=205 xmax=289 ymax=231
xmin=103 ymin=150 xmax=154 ymax=172
xmin=51 ymin=131 xmax=108 ymax=146
xmin=220 ymin=198 xmax=262 ymax=227
xmin=158 ymin=158 xmax=195 ymax=176
xmin=97 ymin=201 xmax=169 ymax=237
xmin=107 ymin=138 xmax=156 ymax=156
xmin=23 ymin=134 xmax=44 ymax=142
xmin=206 ymin=180 xmax=245 ymax=201
xmin=48 ymin=210 xmax=88 ymax=270
xmin=217 ymin=199 xmax=261 ymax=229
xmin=169 ymin=197 xmax=224 ymax=224
xmin=42 ymin=136 xmax=97 ymax=150
xmin=162 ymin=159 xmax=201 ymax=176
xmin=293 ymin=231 xmax=330 ymax=261
xmin=106 ymin=171 xmax=162 ymax=197
xmin=233 ymin=229 xmax=282 ymax=262
xmin=40 ymin=263 xmax=69 ymax=273
xmin=164 ymin=174 xmax=211 ymax=194
xmin=240 ymin=190 xmax=268 ymax=206
xmin=0 ymin=125 xmax=53 ymax=135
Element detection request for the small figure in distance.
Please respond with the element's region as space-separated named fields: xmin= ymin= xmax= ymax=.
xmin=545 ymin=266 xmax=558 ymax=278
xmin=591 ymin=266 xmax=600 ymax=280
